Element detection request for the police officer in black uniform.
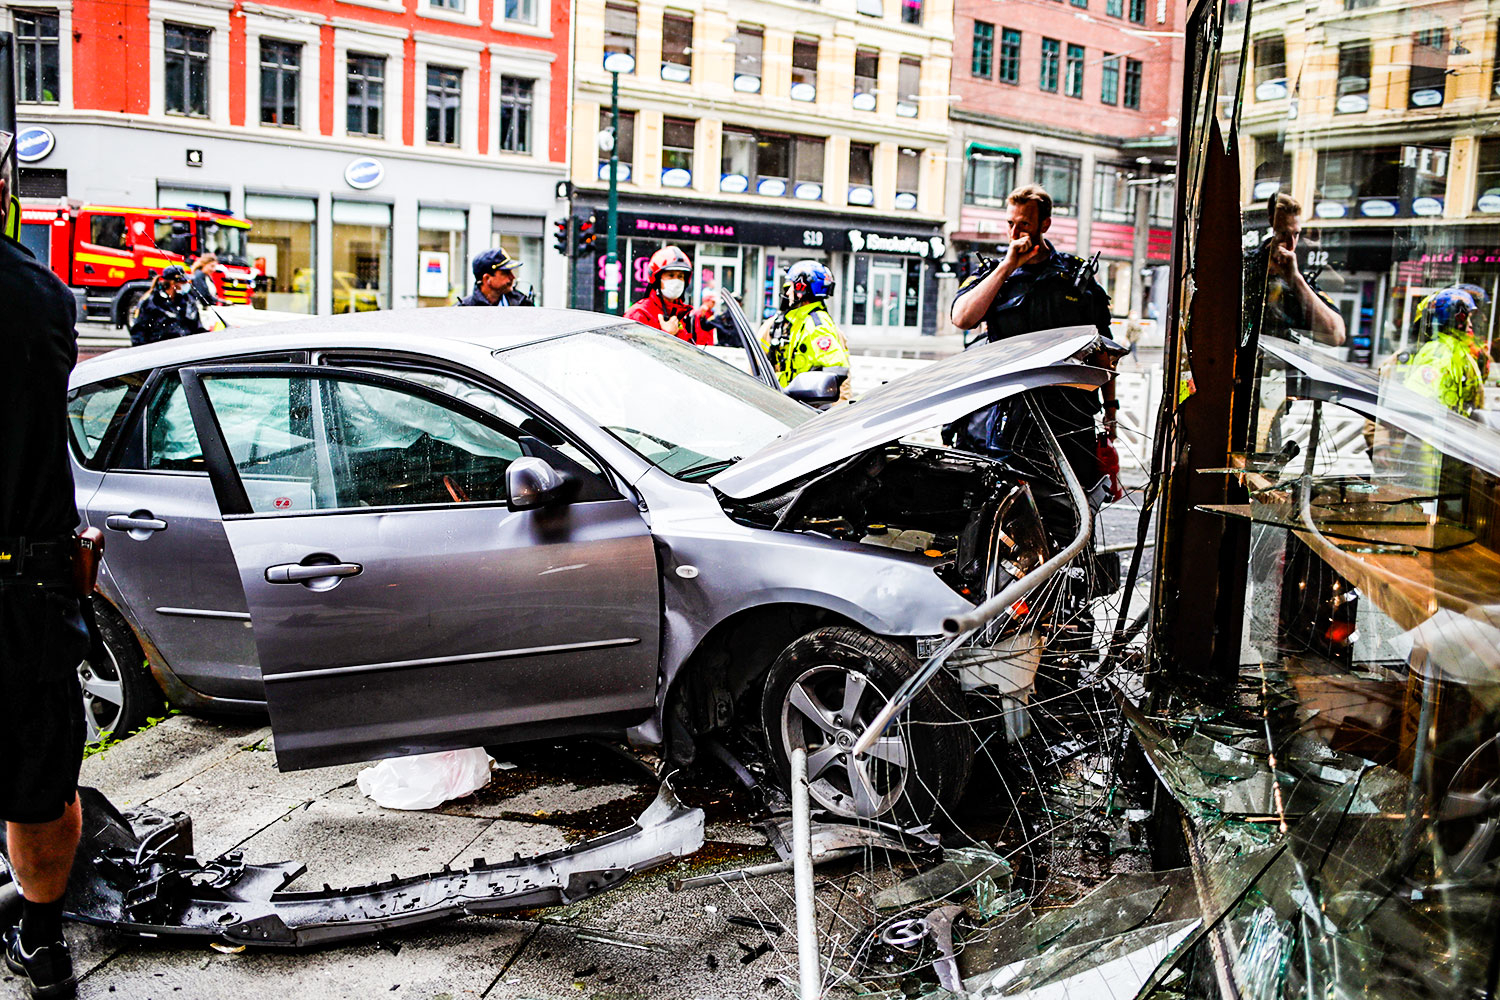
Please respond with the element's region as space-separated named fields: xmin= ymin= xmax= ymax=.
xmin=950 ymin=183 xmax=1119 ymax=540
xmin=1 ymin=164 xmax=92 ymax=1000
xmin=130 ymin=264 xmax=200 ymax=346
xmin=455 ymin=248 xmax=533 ymax=307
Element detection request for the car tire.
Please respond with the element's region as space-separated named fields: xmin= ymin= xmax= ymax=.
xmin=119 ymin=288 xmax=145 ymax=331
xmin=79 ymin=603 xmax=166 ymax=743
xmin=760 ymin=626 xmax=973 ymax=824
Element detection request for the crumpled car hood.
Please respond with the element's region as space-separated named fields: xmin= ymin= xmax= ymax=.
xmin=709 ymin=326 xmax=1118 ymax=499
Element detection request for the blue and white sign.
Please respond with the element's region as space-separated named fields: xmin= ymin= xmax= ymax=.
xmin=344 ymin=157 xmax=386 ymax=190
xmin=17 ymin=126 xmax=55 ymax=163
xmin=1359 ymin=199 xmax=1397 ymax=218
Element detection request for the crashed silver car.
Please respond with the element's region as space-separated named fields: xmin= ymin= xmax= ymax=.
xmin=67 ymin=308 xmax=1115 ymax=821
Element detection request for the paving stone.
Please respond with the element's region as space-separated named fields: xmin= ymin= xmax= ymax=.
xmin=73 ymin=917 xmax=532 ymax=1000
xmin=140 ymin=783 xmax=306 ymax=862
xmin=78 ymin=718 xmax=269 ymax=807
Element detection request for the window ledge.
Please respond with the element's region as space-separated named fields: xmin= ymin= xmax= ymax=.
xmin=417 ymin=4 xmax=482 ymax=26
xmin=488 ymin=17 xmax=551 ymax=37
xmin=336 ymin=0 xmax=405 ymax=13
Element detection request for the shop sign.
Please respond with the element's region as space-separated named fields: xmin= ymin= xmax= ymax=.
xmin=1477 ymin=194 xmax=1500 ymax=214
xmin=1420 ymin=250 xmax=1500 ymax=265
xmin=1411 ymin=197 xmax=1443 ymax=217
xmin=418 ymin=251 xmax=449 ymax=298
xmin=848 ymin=230 xmax=946 ymax=259
xmin=1359 ymin=199 xmax=1397 ymax=218
xmin=345 ymin=157 xmax=385 ymax=190
xmin=17 ymin=126 xmax=54 ymax=162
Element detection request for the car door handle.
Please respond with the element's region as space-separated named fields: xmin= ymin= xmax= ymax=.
xmin=105 ymin=514 xmax=168 ymax=532
xmin=265 ymin=562 xmax=363 ymax=584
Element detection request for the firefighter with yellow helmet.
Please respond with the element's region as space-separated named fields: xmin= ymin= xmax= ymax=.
xmin=759 ymin=260 xmax=850 ymax=393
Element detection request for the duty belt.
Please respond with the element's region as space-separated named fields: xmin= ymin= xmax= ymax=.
xmin=0 ymin=535 xmax=74 ymax=585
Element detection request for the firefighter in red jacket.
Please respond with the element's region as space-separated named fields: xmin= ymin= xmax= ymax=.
xmin=626 ymin=246 xmax=712 ymax=344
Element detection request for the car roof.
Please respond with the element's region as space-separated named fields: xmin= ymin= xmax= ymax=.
xmin=72 ymin=308 xmax=637 ymax=384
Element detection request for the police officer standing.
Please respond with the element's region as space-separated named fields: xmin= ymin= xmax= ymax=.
xmin=130 ymin=265 xmax=200 ymax=346
xmin=950 ymin=184 xmax=1118 ymax=533
xmin=1 ymin=164 xmax=92 ymax=1000
xmin=456 ymin=248 xmax=532 ymax=306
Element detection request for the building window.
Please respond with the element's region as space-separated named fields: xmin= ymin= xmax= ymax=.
xmin=1124 ymin=58 xmax=1142 ymax=108
xmin=999 ymin=29 xmax=1020 ymax=84
xmin=791 ymin=38 xmax=818 ymax=102
xmin=430 ymin=0 xmax=465 ymax=11
xmin=1093 ymin=162 xmax=1132 ymax=222
xmin=164 ymin=23 xmax=211 ymax=117
xmin=854 ymin=47 xmax=878 ymax=110
xmin=498 ymin=76 xmax=533 ymax=153
xmin=965 ymin=148 xmax=1016 ymax=207
xmin=972 ymin=22 xmax=994 ymax=79
xmin=347 ymin=54 xmax=385 ymax=137
xmin=1151 ymin=179 xmax=1175 ymax=225
xmin=1101 ymin=54 xmax=1119 ymax=103
xmin=331 ymin=200 xmax=392 ymax=312
xmin=1071 ymin=0 xmax=1087 ymax=8
xmin=1475 ymin=140 xmax=1500 ymax=210
xmin=661 ymin=13 xmax=692 ymax=83
xmin=793 ymin=136 xmax=825 ymax=200
xmin=734 ymin=26 xmax=763 ymax=93
xmin=1344 ymin=0 xmax=1374 ymax=10
xmin=1106 ymin=0 xmax=1123 ymax=13
xmin=721 ymin=129 xmax=819 ymax=198
xmin=1036 ymin=153 xmax=1080 ymax=214
xmin=1252 ymin=35 xmax=1286 ymax=101
xmin=901 ymin=0 xmax=922 ymax=25
xmin=14 ymin=10 xmax=60 ymax=104
xmin=849 ymin=142 xmax=875 ymax=205
xmin=598 ymin=108 xmax=634 ymax=181
xmin=259 ymin=40 xmax=300 ymax=128
xmin=417 ymin=207 xmax=467 ymax=307
xmin=502 ymin=0 xmax=536 ymax=26
xmin=1128 ymin=0 xmax=1145 ymax=22
xmin=1410 ymin=29 xmax=1448 ymax=108
xmin=1251 ymin=150 xmax=1291 ymax=200
xmin=1040 ymin=38 xmax=1060 ymax=92
xmin=1338 ymin=41 xmax=1371 ymax=113
xmin=897 ymin=57 xmax=920 ymax=116
xmin=425 ymin=66 xmax=462 ymax=146
xmin=244 ymin=194 xmax=316 ymax=314
xmin=661 ymin=117 xmax=695 ymax=187
xmin=604 ymin=3 xmax=637 ymax=69
xmin=1065 ymin=43 xmax=1084 ymax=97
xmin=895 ymin=147 xmax=921 ymax=210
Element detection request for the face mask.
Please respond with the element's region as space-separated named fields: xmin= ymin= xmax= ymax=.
xmin=660 ymin=278 xmax=686 ymax=300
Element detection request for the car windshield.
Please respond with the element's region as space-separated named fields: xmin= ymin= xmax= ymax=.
xmin=503 ymin=327 xmax=813 ymax=479
xmin=199 ymin=222 xmax=247 ymax=263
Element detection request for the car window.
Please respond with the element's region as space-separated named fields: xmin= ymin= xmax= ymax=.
xmin=140 ymin=373 xmax=207 ymax=472
xmin=66 ymin=375 xmax=146 ymax=466
xmin=201 ymin=373 xmax=524 ymax=513
xmin=333 ymin=361 xmax=606 ymax=479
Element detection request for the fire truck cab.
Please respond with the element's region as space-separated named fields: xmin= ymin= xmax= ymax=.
xmin=19 ymin=200 xmax=256 ymax=326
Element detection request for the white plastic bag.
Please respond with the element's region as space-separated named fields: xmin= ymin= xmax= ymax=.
xmin=356 ymin=748 xmax=494 ymax=810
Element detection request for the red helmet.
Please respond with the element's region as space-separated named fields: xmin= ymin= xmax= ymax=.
xmin=647 ymin=246 xmax=692 ymax=285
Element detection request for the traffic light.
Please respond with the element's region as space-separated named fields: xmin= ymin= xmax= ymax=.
xmin=575 ymin=214 xmax=600 ymax=255
xmin=552 ymin=217 xmax=574 ymax=256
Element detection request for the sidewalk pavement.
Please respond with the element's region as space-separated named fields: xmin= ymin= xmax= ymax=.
xmin=4 ymin=718 xmax=805 ymax=1000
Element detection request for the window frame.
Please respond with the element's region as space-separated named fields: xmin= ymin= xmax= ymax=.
xmin=791 ymin=37 xmax=819 ymax=102
xmin=999 ymin=29 xmax=1020 ymax=85
xmin=603 ymin=2 xmax=637 ymax=70
xmin=854 ymin=47 xmax=879 ymax=108
xmin=661 ymin=12 xmax=693 ymax=83
xmin=972 ymin=21 xmax=994 ymax=79
xmin=259 ymin=38 xmax=302 ymax=128
xmin=425 ymin=64 xmax=464 ymax=147
xmin=346 ymin=53 xmax=386 ymax=138
xmin=497 ymin=75 xmax=534 ymax=154
xmin=1040 ymin=38 xmax=1060 ymax=92
xmin=1036 ymin=152 xmax=1081 ymax=214
xmin=734 ymin=25 xmax=763 ymax=93
xmin=662 ymin=116 xmax=696 ymax=185
xmin=1065 ymin=43 xmax=1085 ymax=98
xmin=965 ymin=149 xmax=1017 ymax=208
xmin=164 ymin=22 xmax=213 ymax=118
xmin=1123 ymin=57 xmax=1142 ymax=109
xmin=897 ymin=56 xmax=921 ymax=117
xmin=1101 ymin=53 xmax=1120 ymax=104
xmin=14 ymin=9 xmax=61 ymax=105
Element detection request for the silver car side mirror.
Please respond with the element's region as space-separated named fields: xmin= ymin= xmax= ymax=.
xmin=783 ymin=370 xmax=843 ymax=405
xmin=507 ymin=457 xmax=574 ymax=511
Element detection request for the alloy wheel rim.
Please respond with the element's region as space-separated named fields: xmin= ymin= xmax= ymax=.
xmin=779 ymin=663 xmax=910 ymax=819
xmin=78 ymin=643 xmax=126 ymax=742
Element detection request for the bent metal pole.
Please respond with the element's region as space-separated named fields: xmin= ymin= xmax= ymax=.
xmin=790 ymin=747 xmax=821 ymax=1000
xmin=851 ymin=401 xmax=1094 ymax=758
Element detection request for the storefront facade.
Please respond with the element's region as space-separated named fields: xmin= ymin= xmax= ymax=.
xmin=571 ymin=196 xmax=946 ymax=335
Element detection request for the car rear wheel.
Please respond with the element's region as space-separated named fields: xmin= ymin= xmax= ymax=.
xmin=760 ymin=626 xmax=973 ymax=824
xmin=80 ymin=604 xmax=165 ymax=743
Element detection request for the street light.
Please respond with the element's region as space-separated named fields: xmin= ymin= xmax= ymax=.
xmin=602 ymin=51 xmax=635 ymax=314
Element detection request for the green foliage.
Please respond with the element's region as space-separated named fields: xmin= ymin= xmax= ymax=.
xmin=82 ymin=710 xmax=178 ymax=759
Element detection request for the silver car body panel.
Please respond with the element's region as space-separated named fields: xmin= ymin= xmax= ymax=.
xmin=709 ymin=326 xmax=1115 ymax=499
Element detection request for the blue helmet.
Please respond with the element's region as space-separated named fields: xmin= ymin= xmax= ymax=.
xmin=1455 ymin=283 xmax=1489 ymax=309
xmin=786 ymin=260 xmax=835 ymax=303
xmin=1426 ymin=288 xmax=1476 ymax=334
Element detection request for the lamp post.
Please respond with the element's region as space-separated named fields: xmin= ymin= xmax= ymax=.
xmin=602 ymin=52 xmax=635 ymax=315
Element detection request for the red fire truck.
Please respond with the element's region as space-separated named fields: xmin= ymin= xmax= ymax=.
xmin=18 ymin=199 xmax=257 ymax=326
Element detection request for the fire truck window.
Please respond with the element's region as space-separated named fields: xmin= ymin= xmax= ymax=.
xmin=154 ymin=219 xmax=194 ymax=255
xmin=89 ymin=215 xmax=127 ymax=250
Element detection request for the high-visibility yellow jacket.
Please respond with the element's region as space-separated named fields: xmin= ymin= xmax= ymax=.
xmin=761 ymin=301 xmax=849 ymax=388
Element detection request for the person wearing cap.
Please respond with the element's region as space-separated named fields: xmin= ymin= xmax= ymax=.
xmin=456 ymin=248 xmax=532 ymax=307
xmin=129 ymin=265 xmax=201 ymax=346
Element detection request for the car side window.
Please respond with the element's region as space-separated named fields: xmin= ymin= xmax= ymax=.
xmin=142 ymin=373 xmax=206 ymax=472
xmin=199 ymin=373 xmax=524 ymax=513
xmin=66 ymin=374 xmax=146 ymax=467
xmin=336 ymin=362 xmax=608 ymax=480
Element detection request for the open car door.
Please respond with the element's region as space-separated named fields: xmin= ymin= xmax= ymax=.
xmin=178 ymin=364 xmax=661 ymax=770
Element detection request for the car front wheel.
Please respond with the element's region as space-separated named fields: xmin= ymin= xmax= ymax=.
xmin=80 ymin=603 xmax=165 ymax=743
xmin=760 ymin=626 xmax=973 ymax=824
